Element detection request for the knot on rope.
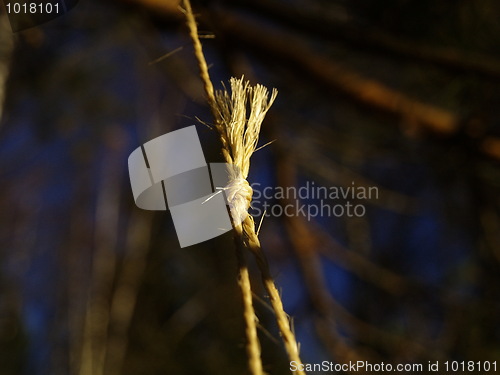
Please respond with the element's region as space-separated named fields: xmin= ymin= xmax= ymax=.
xmin=223 ymin=175 xmax=253 ymax=224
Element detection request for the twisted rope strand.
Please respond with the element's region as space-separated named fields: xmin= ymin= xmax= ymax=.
xmin=182 ymin=2 xmax=262 ymax=374
xmin=182 ymin=1 xmax=304 ymax=373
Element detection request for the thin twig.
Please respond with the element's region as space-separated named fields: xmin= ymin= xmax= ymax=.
xmin=231 ymin=0 xmax=500 ymax=80
xmin=275 ymin=148 xmax=446 ymax=362
xmin=79 ymin=151 xmax=122 ymax=375
xmin=215 ymin=10 xmax=459 ymax=135
xmin=104 ymin=212 xmax=153 ymax=375
xmin=148 ymin=46 xmax=183 ymax=66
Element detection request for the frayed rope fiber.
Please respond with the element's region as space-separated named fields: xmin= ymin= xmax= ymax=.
xmin=213 ymin=77 xmax=277 ymax=226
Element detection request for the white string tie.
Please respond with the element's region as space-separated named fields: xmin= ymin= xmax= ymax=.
xmin=222 ymin=175 xmax=253 ymax=225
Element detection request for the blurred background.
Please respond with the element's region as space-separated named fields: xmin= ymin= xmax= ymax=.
xmin=1 ymin=0 xmax=500 ymax=374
